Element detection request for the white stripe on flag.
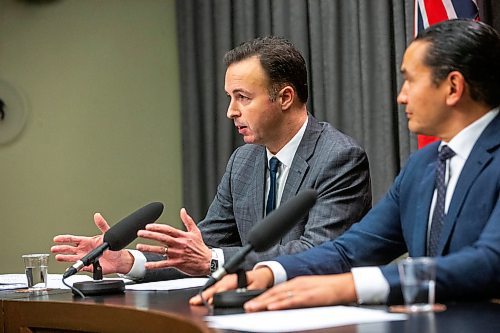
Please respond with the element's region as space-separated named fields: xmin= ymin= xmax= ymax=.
xmin=442 ymin=0 xmax=458 ymax=19
xmin=417 ymin=0 xmax=430 ymax=29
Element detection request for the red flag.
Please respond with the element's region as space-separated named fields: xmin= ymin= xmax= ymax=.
xmin=414 ymin=0 xmax=479 ymax=148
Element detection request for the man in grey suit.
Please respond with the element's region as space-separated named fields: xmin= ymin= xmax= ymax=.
xmin=52 ymin=36 xmax=371 ymax=280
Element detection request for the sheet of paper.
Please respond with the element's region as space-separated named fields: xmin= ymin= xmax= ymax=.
xmin=205 ymin=305 xmax=407 ymax=332
xmin=0 ymin=273 xmax=29 ymax=286
xmin=0 ymin=274 xmax=206 ymax=291
xmin=125 ymin=277 xmax=208 ymax=291
xmin=0 ymin=274 xmax=130 ymax=290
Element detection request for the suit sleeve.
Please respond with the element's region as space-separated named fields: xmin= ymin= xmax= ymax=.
xmin=276 ymin=164 xmax=409 ymax=279
xmin=197 ymin=148 xmax=244 ymax=248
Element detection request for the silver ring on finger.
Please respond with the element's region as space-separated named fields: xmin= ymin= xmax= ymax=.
xmin=163 ymin=245 xmax=169 ymax=259
xmin=287 ymin=291 xmax=293 ymax=299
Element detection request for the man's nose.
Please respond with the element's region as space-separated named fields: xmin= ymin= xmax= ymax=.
xmin=397 ymin=84 xmax=408 ymax=105
xmin=227 ymin=101 xmax=240 ymax=119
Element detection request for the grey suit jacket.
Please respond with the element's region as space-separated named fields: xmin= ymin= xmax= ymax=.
xmin=143 ymin=115 xmax=371 ymax=281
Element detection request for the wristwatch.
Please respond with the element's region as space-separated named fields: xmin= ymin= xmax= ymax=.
xmin=210 ymin=249 xmax=219 ymax=273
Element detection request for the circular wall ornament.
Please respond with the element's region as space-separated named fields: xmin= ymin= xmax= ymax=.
xmin=0 ymin=79 xmax=29 ymax=145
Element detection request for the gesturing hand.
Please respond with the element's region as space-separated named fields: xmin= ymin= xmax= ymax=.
xmin=51 ymin=213 xmax=135 ymax=275
xmin=136 ymin=208 xmax=212 ymax=276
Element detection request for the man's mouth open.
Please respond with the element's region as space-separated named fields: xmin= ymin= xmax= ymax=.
xmin=237 ymin=125 xmax=248 ymax=134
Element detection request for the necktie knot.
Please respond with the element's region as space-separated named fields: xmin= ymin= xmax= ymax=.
xmin=269 ymin=157 xmax=280 ymax=173
xmin=438 ymin=145 xmax=455 ymax=162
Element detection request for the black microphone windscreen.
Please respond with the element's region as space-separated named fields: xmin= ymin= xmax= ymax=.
xmin=248 ymin=189 xmax=317 ymax=252
xmin=103 ymin=202 xmax=164 ymax=251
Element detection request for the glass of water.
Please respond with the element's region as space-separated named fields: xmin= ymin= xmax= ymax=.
xmin=398 ymin=257 xmax=436 ymax=312
xmin=22 ymin=254 xmax=49 ymax=291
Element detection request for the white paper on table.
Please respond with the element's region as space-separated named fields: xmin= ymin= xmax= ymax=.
xmin=0 ymin=274 xmax=90 ymax=289
xmin=0 ymin=274 xmax=131 ymax=290
xmin=1 ymin=274 xmax=205 ymax=291
xmin=205 ymin=305 xmax=407 ymax=332
xmin=125 ymin=277 xmax=208 ymax=291
xmin=0 ymin=273 xmax=27 ymax=290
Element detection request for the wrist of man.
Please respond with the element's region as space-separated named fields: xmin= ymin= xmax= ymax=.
xmin=254 ymin=261 xmax=287 ymax=286
xmin=116 ymin=250 xmax=134 ymax=274
xmin=209 ymin=248 xmax=225 ymax=275
xmin=118 ymin=249 xmax=146 ymax=280
xmin=254 ymin=266 xmax=275 ymax=289
xmin=334 ymin=273 xmax=358 ymax=304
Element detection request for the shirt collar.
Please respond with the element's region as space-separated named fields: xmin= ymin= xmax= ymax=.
xmin=441 ymin=107 xmax=499 ymax=160
xmin=266 ymin=116 xmax=309 ymax=168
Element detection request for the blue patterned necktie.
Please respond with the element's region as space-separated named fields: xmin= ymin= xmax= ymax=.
xmin=266 ymin=157 xmax=281 ymax=216
xmin=427 ymin=145 xmax=456 ymax=256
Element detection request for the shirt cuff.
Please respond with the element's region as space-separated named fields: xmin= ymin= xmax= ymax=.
xmin=254 ymin=261 xmax=287 ymax=286
xmin=351 ymin=267 xmax=390 ymax=304
xmin=118 ymin=249 xmax=147 ymax=280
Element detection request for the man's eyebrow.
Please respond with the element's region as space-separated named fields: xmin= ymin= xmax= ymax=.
xmin=229 ymin=88 xmax=250 ymax=95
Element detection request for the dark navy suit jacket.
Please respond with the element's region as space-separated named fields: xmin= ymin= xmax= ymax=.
xmin=277 ymin=113 xmax=500 ymax=304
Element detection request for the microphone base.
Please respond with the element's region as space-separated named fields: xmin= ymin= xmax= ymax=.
xmin=72 ymin=280 xmax=125 ymax=296
xmin=213 ymin=288 xmax=267 ymax=308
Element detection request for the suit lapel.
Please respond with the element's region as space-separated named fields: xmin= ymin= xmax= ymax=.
xmin=280 ymin=115 xmax=320 ymax=203
xmin=254 ymin=148 xmax=267 ymax=219
xmin=437 ymin=113 xmax=500 ymax=254
xmin=413 ymin=158 xmax=437 ymax=256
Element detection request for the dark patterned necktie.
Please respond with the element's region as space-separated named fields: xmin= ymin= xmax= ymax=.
xmin=427 ymin=145 xmax=456 ymax=256
xmin=266 ymin=157 xmax=281 ymax=216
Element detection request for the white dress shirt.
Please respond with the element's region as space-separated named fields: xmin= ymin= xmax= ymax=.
xmin=266 ymin=117 xmax=309 ymax=211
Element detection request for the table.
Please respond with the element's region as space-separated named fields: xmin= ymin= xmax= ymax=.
xmin=0 ymin=287 xmax=210 ymax=333
xmin=1 ymin=287 xmax=500 ymax=333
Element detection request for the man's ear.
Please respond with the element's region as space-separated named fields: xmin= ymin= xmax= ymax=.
xmin=446 ymin=71 xmax=465 ymax=106
xmin=279 ymin=85 xmax=295 ymax=110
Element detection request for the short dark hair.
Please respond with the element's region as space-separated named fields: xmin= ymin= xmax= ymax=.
xmin=415 ymin=19 xmax=500 ymax=108
xmin=223 ymin=36 xmax=308 ymax=104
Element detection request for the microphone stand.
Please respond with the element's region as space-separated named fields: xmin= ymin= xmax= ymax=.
xmin=212 ymin=269 xmax=267 ymax=308
xmin=71 ymin=259 xmax=125 ymax=297
xmin=92 ymin=260 xmax=103 ymax=280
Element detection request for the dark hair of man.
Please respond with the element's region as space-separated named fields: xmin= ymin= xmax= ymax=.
xmin=223 ymin=36 xmax=308 ymax=104
xmin=415 ymin=19 xmax=500 ymax=108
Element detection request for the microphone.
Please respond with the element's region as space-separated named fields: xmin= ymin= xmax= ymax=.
xmin=203 ymin=189 xmax=318 ymax=291
xmin=63 ymin=201 xmax=164 ymax=279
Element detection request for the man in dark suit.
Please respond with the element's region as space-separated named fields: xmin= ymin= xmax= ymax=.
xmin=192 ymin=19 xmax=500 ymax=309
xmin=52 ymin=37 xmax=371 ymax=280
